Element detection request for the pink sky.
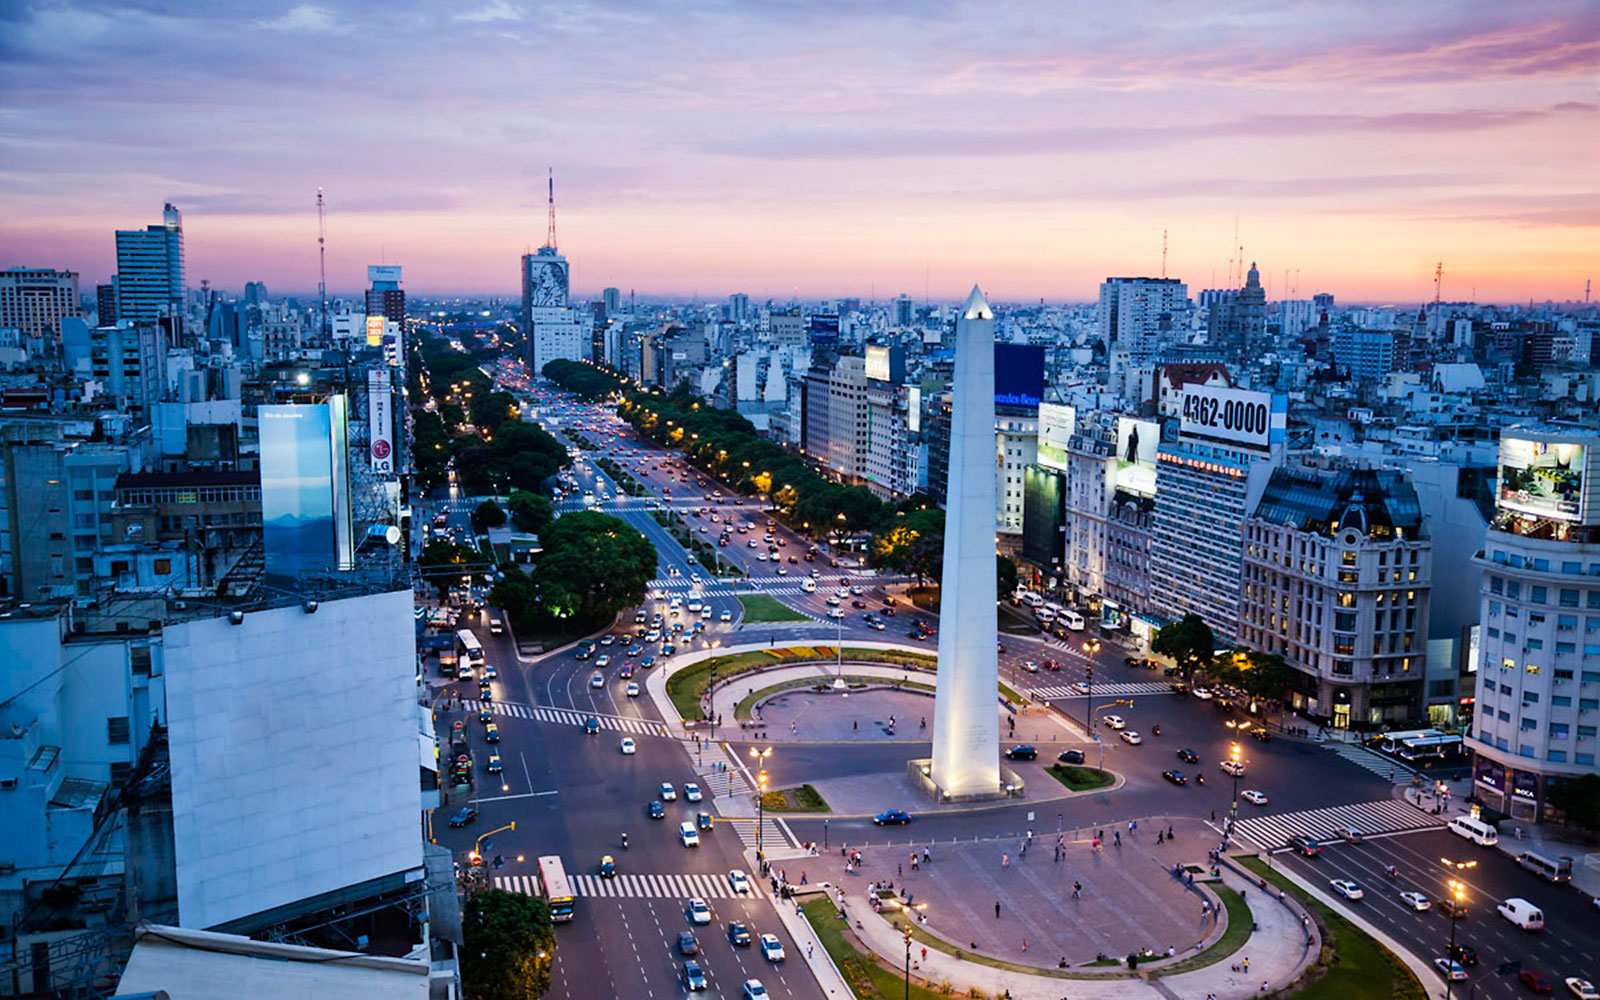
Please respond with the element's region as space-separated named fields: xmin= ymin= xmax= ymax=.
xmin=2 ymin=0 xmax=1597 ymax=304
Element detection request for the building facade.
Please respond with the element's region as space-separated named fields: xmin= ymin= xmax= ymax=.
xmin=1098 ymin=277 xmax=1187 ymax=368
xmin=0 ymin=267 xmax=79 ymax=354
xmin=1241 ymin=466 xmax=1432 ymax=728
xmin=114 ymin=204 xmax=185 ymax=324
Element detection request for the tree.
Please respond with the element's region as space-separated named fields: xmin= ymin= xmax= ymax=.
xmin=996 ymin=556 xmax=1019 ymax=600
xmin=1546 ymin=774 xmax=1600 ymax=833
xmin=461 ymin=888 xmax=555 ymax=1000
xmin=474 ymin=499 xmax=507 ymax=532
xmin=869 ymin=508 xmax=944 ymax=582
xmin=419 ymin=539 xmax=488 ymax=599
xmin=532 ymin=511 xmax=656 ymax=622
xmin=1151 ymin=613 xmax=1216 ymax=680
xmin=506 ymin=490 xmax=554 ymax=536
xmin=471 ymin=390 xmax=518 ymax=433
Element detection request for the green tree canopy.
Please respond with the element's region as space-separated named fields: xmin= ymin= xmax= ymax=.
xmin=1212 ymin=648 xmax=1294 ymax=702
xmin=506 ymin=490 xmax=554 ymax=536
xmin=456 ymin=420 xmax=569 ymax=495
xmin=997 ymin=555 xmax=1019 ymax=600
xmin=471 ymin=390 xmax=519 ymax=433
xmin=1151 ymin=613 xmax=1217 ymax=680
xmin=542 ymin=359 xmax=627 ymax=401
xmin=461 ymin=888 xmax=556 ymax=1000
xmin=869 ymin=507 xmax=945 ymax=582
xmin=531 ymin=511 xmax=656 ymax=621
xmin=1545 ymin=773 xmax=1600 ymax=833
xmin=474 ymin=499 xmax=508 ymax=531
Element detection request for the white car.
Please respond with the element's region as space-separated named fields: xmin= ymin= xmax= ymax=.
xmin=1192 ymin=687 xmax=1215 ymax=700
xmin=1240 ymin=789 xmax=1269 ymax=806
xmin=1399 ymin=891 xmax=1431 ymax=911
xmin=776 ymin=567 xmax=788 ymax=576
xmin=759 ymin=933 xmax=785 ymax=962
xmin=826 ymin=596 xmax=842 ymax=606
xmin=720 ymin=610 xmax=733 ymax=622
xmin=686 ymin=897 xmax=712 ymax=924
xmin=1220 ymin=759 xmax=1246 ymax=777
xmin=828 ymin=608 xmax=846 ymax=618
xmin=1329 ymin=879 xmax=1364 ymax=901
xmin=620 ymin=737 xmax=636 ymax=755
xmin=626 ymin=682 xmax=640 ymax=697
xmin=1103 ymin=714 xmax=1126 ymax=730
xmin=1433 ymin=958 xmax=1468 ymax=982
xmin=835 ymin=588 xmax=849 ymax=598
xmin=594 ymin=655 xmax=610 ymax=668
xmin=1119 ymin=730 xmax=1142 ymax=745
xmin=1567 ymin=978 xmax=1600 ymax=1000
xmin=741 ymin=981 xmax=769 ymax=1000
xmin=1021 ymin=660 xmax=1039 ymax=673
xmin=590 ymin=672 xmax=605 ymax=688
xmin=685 ymin=783 xmax=703 ymax=802
xmin=661 ymin=782 xmax=677 ymax=801
xmin=727 ymin=869 xmax=751 ymax=894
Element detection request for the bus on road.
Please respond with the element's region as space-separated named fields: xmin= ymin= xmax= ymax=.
xmin=455 ymin=629 xmax=485 ymax=677
xmin=536 ymin=856 xmax=576 ymax=923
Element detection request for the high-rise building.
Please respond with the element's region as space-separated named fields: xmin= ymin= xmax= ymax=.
xmin=1098 ymin=277 xmax=1187 ymax=368
xmin=114 ymin=203 xmax=184 ymax=324
xmin=1150 ymin=383 xmax=1286 ymax=641
xmin=1240 ymin=465 xmax=1431 ymax=728
xmin=1064 ymin=410 xmax=1159 ymax=615
xmin=0 ymin=267 xmax=79 ymax=352
xmin=725 ymin=293 xmax=750 ymax=324
xmin=364 ymin=265 xmax=405 ymax=338
xmin=602 ymin=286 xmax=623 ymax=316
xmin=88 ymin=321 xmax=166 ymax=417
xmin=863 ymin=346 xmax=919 ymax=499
xmin=96 ymin=282 xmax=118 ymax=325
xmin=1207 ymin=263 xmax=1266 ymax=356
xmin=1468 ymin=427 xmax=1600 ymax=824
xmin=1332 ymin=329 xmax=1395 ymax=380
xmin=892 ymin=294 xmax=914 ymax=328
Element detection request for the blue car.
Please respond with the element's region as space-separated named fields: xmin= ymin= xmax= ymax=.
xmin=873 ymin=809 xmax=912 ymax=826
xmin=447 ymin=806 xmax=478 ymax=828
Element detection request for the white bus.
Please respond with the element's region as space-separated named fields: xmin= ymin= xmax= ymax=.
xmin=536 ymin=856 xmax=576 ymax=923
xmin=1396 ymin=733 xmax=1463 ymax=761
xmin=1516 ymin=851 xmax=1573 ymax=883
xmin=1376 ymin=728 xmax=1445 ymax=754
xmin=1060 ymin=610 xmax=1086 ymax=632
xmin=455 ymin=629 xmax=485 ymax=674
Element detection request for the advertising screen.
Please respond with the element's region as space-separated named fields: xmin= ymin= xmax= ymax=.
xmin=369 ymin=369 xmax=394 ymax=474
xmin=994 ymin=344 xmax=1045 ymax=409
xmin=1113 ymin=416 xmax=1160 ymax=496
xmin=260 ymin=400 xmax=353 ymax=587
xmin=1179 ymin=384 xmax=1285 ymax=448
xmin=1037 ymin=402 xmax=1076 ymax=471
xmin=366 ymin=314 xmax=385 ymax=347
xmin=367 ymin=264 xmax=403 ymax=284
xmin=1497 ymin=436 xmax=1588 ymax=522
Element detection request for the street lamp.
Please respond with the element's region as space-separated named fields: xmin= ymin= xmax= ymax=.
xmin=1445 ymin=878 xmax=1466 ymax=999
xmin=1081 ymin=638 xmax=1101 ymax=734
xmin=1229 ymin=743 xmax=1243 ymax=827
xmin=749 ymin=746 xmax=773 ymax=864
xmin=903 ymin=921 xmax=914 ymax=1000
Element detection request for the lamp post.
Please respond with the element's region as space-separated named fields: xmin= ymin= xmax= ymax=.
xmin=1229 ymin=743 xmax=1243 ymax=827
xmin=1081 ymin=638 xmax=1101 ymax=735
xmin=903 ymin=922 xmax=914 ymax=1000
xmin=749 ymin=746 xmax=773 ymax=865
xmin=1445 ymin=878 xmax=1466 ymax=999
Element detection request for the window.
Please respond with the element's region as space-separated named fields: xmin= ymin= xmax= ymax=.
xmin=1335 ymin=612 xmax=1357 ymax=631
xmin=1526 ymin=663 xmax=1541 ymax=675
xmin=1507 ymin=580 xmax=1522 ymax=599
xmin=109 ymin=761 xmax=133 ymax=787
xmin=106 ymin=717 xmax=131 ymax=745
xmin=1548 ymin=750 xmax=1568 ymax=763
xmin=1561 ymin=589 xmax=1580 ymax=608
xmin=1553 ymin=696 xmax=1572 ymax=707
xmin=153 ymin=559 xmax=171 ymax=574
xmin=1559 ymin=615 xmax=1578 ymax=630
xmin=130 ymin=647 xmax=152 ymax=676
xmin=1551 ymin=723 xmax=1570 ymax=738
xmin=1582 ymin=699 xmax=1599 ymax=711
xmin=1528 ymin=639 xmax=1544 ymax=650
xmin=1579 ymin=725 xmax=1599 ymax=739
xmin=1490 ymin=576 xmax=1504 ymax=594
xmin=1333 ymin=660 xmax=1353 ymax=676
xmin=1531 ymin=585 xmax=1547 ymax=604
xmin=1563 ymin=561 xmax=1582 ymax=574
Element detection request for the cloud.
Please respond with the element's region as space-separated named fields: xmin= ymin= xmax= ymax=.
xmin=258 ymin=4 xmax=347 ymax=34
xmin=455 ymin=0 xmax=521 ymax=23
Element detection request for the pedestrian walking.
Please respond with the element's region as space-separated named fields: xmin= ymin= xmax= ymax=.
xmin=1157 ymin=830 xmax=1165 ymax=844
xmin=1167 ymin=825 xmax=1175 ymax=840
xmin=898 ymin=863 xmax=903 ymax=877
xmin=1022 ymin=938 xmax=1028 ymax=952
xmin=921 ymin=947 xmax=927 ymax=963
xmin=1072 ymin=881 xmax=1081 ymax=899
xmin=1002 ymin=852 xmax=1010 ymax=869
xmin=995 ymin=900 xmax=1002 ymax=918
xmin=801 ymin=871 xmax=808 ymax=884
xmin=1114 ymin=831 xmax=1121 ymax=847
xmin=923 ymin=847 xmax=931 ymax=864
xmin=1243 ymin=956 xmax=1250 ymax=973
xmin=807 ymin=943 xmax=814 ymax=959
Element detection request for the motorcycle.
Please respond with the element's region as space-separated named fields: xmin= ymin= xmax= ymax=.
xmin=1196 ymin=774 xmax=1205 ymax=786
xmin=621 ymin=833 xmax=629 ymax=850
xmin=1152 ymin=724 xmax=1162 ymax=736
xmin=1385 ymin=865 xmax=1398 ymax=879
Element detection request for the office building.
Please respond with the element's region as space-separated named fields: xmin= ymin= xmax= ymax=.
xmin=602 ymin=286 xmax=623 ymax=316
xmin=1150 ymin=383 xmax=1286 ymax=641
xmin=1469 ymin=427 xmax=1600 ymax=824
xmin=1098 ymin=277 xmax=1187 ymax=368
xmin=89 ymin=321 xmax=167 ymax=416
xmin=364 ymin=265 xmax=406 ymax=337
xmin=0 ymin=267 xmax=79 ymax=352
xmin=892 ymin=294 xmax=914 ymax=328
xmin=1207 ymin=262 xmax=1266 ymax=356
xmin=96 ymin=282 xmax=118 ymax=325
xmin=996 ymin=410 xmax=1037 ymax=537
xmin=769 ymin=310 xmax=804 ymax=347
xmin=1064 ymin=410 xmax=1159 ymax=617
xmin=862 ymin=346 xmax=919 ymax=499
xmin=825 ymin=355 xmax=869 ymax=480
xmin=725 ymin=292 xmax=750 ymax=324
xmin=1241 ymin=466 xmax=1431 ymax=728
xmin=1333 ymin=329 xmax=1396 ymax=380
xmin=115 ymin=203 xmax=185 ymax=324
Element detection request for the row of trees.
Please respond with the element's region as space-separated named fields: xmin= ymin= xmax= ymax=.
xmin=490 ymin=510 xmax=656 ymax=634
xmin=542 ymin=359 xmax=626 ymax=401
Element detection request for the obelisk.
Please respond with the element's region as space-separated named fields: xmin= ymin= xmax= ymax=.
xmin=928 ymin=285 xmax=1001 ymax=798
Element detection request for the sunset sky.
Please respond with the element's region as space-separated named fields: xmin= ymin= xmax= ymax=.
xmin=3 ymin=0 xmax=1597 ymax=304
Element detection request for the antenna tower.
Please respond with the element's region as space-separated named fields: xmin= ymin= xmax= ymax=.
xmin=1586 ymin=279 xmax=1591 ymax=304
xmin=545 ymin=168 xmax=557 ymax=250
xmin=1161 ymin=229 xmax=1168 ymax=278
xmin=317 ymin=188 xmax=329 ymax=337
xmin=1434 ymin=261 xmax=1443 ymax=306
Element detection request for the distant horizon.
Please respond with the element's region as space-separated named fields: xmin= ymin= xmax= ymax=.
xmin=3 ymin=1 xmax=1596 ymax=305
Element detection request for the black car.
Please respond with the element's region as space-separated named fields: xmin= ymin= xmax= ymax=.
xmin=873 ymin=809 xmax=912 ymax=825
xmin=1004 ymin=745 xmax=1038 ymax=761
xmin=727 ymin=921 xmax=752 ymax=947
xmin=1250 ymin=728 xmax=1273 ymax=743
xmin=1448 ymin=943 xmax=1478 ymax=966
xmin=1176 ymin=748 xmax=1199 ymax=764
xmin=677 ymin=931 xmax=699 ymax=956
xmin=1162 ymin=770 xmax=1188 ymax=786
xmin=447 ymin=806 xmax=478 ymax=827
xmin=1057 ymin=749 xmax=1085 ymax=764
xmin=649 ymin=800 xmax=665 ymax=819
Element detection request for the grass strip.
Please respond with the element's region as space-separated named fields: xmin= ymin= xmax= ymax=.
xmin=800 ymin=898 xmax=948 ymax=1000
xmin=667 ymin=647 xmax=936 ymax=721
xmin=737 ymin=593 xmax=811 ymax=622
xmin=1046 ymin=765 xmax=1116 ymax=791
xmin=1236 ymin=856 xmax=1425 ymax=1000
xmin=1156 ymin=886 xmax=1251 ymax=974
xmin=759 ymin=783 xmax=832 ymax=813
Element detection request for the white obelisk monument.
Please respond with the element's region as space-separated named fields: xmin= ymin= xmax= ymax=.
xmin=928 ymin=286 xmax=1001 ymax=798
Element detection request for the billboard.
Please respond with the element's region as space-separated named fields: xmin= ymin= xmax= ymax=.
xmin=995 ymin=344 xmax=1045 ymax=409
xmin=1114 ymin=416 xmax=1160 ymax=496
xmin=1037 ymin=402 xmax=1076 ymax=471
xmin=1179 ymin=384 xmax=1286 ymax=448
xmin=367 ymin=264 xmax=403 ymax=284
xmin=365 ymin=314 xmax=385 ymax=347
xmin=864 ymin=345 xmax=905 ymax=384
xmin=1497 ymin=435 xmax=1590 ymax=523
xmin=368 ymin=368 xmax=394 ymax=474
xmin=260 ymin=400 xmax=353 ymax=588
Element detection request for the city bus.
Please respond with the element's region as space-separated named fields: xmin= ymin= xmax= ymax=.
xmin=1376 ymin=728 xmax=1444 ymax=754
xmin=1059 ymin=609 xmax=1086 ymax=632
xmin=536 ymin=856 xmax=576 ymax=923
xmin=1395 ymin=733 xmax=1463 ymax=760
xmin=455 ymin=629 xmax=485 ymax=674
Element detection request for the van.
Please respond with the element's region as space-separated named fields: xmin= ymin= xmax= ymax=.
xmin=1447 ymin=815 xmax=1499 ymax=847
xmin=1060 ymin=610 xmax=1086 ymax=631
xmin=1516 ymin=851 xmax=1573 ymax=883
xmin=679 ymin=821 xmax=700 ymax=848
xmin=489 ymin=618 xmax=504 ymax=635
xmin=1496 ymin=897 xmax=1544 ymax=931
xmin=800 ymin=579 xmax=816 ymax=593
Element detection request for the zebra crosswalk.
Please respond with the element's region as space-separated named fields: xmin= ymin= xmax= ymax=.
xmin=462 ymin=699 xmax=668 ymax=737
xmin=1322 ymin=742 xmax=1418 ymax=785
xmin=1029 ymin=680 xmax=1176 ymax=699
xmin=495 ymin=871 xmax=755 ymax=901
xmin=1231 ymin=797 xmax=1443 ymax=851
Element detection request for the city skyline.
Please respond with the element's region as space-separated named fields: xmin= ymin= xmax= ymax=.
xmin=2 ymin=0 xmax=1598 ymax=303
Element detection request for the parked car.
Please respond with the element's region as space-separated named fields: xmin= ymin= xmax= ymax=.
xmin=873 ymin=809 xmax=912 ymax=826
